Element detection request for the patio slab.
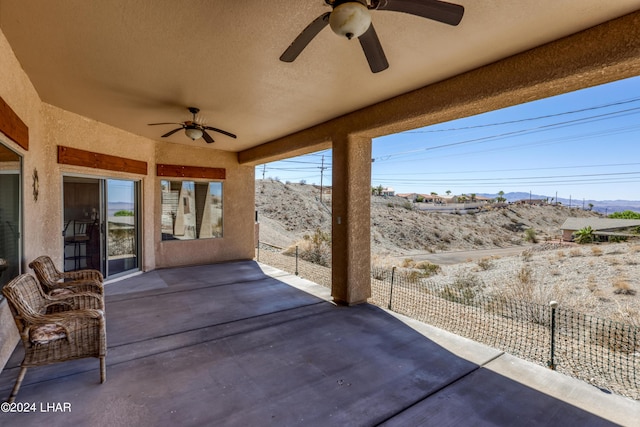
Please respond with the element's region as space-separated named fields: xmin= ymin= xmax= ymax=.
xmin=0 ymin=261 xmax=637 ymax=426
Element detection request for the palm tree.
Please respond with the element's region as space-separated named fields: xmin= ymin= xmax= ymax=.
xmin=446 ymin=190 xmax=451 ymax=196
xmin=496 ymin=190 xmax=506 ymax=203
xmin=470 ymin=193 xmax=476 ymax=202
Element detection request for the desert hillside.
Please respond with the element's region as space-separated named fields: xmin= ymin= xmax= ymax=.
xmin=255 ymin=179 xmax=601 ymax=255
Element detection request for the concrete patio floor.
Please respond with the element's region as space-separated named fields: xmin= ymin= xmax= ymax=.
xmin=1 ymin=261 xmax=638 ymax=426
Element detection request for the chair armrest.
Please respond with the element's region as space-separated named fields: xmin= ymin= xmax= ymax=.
xmin=48 ymin=292 xmax=104 ymax=310
xmin=61 ymin=269 xmax=104 ymax=283
xmin=54 ymin=279 xmax=104 ymax=295
xmin=29 ymin=308 xmax=105 ymax=325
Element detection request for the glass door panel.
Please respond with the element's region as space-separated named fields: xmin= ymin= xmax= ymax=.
xmin=0 ymin=143 xmax=21 ymax=293
xmin=63 ymin=177 xmax=101 ymax=272
xmin=106 ymin=179 xmax=138 ymax=276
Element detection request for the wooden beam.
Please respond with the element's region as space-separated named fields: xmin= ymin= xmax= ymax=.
xmin=157 ymin=164 xmax=225 ymax=180
xmin=0 ymin=96 xmax=29 ymax=150
xmin=58 ymin=145 xmax=147 ymax=175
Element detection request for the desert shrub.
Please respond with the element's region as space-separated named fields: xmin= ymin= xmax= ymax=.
xmin=476 ymin=257 xmax=493 ymax=271
xmin=589 ymin=319 xmax=639 ymax=354
xmin=607 ymin=257 xmax=621 ymax=266
xmin=401 ymin=258 xmax=415 ymax=268
xmin=517 ymin=265 xmax=533 ymax=287
xmin=438 ymin=273 xmax=483 ymax=305
xmin=284 ymin=228 xmax=331 ymax=267
xmin=521 ymin=248 xmax=534 ymax=262
xmin=569 ymin=248 xmax=582 ymax=257
xmin=591 ymin=246 xmax=603 ymax=256
xmin=613 ymin=278 xmax=637 ymax=295
xmin=524 ymin=228 xmax=538 ymax=243
xmin=413 ymin=261 xmax=441 ymax=277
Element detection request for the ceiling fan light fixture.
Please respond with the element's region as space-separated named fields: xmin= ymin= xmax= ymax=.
xmin=329 ymin=1 xmax=371 ymax=40
xmin=185 ymin=127 xmax=203 ymax=140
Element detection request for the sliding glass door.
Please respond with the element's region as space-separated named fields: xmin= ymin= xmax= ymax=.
xmin=106 ymin=179 xmax=138 ymax=276
xmin=63 ymin=176 xmax=139 ymax=278
xmin=0 ymin=143 xmax=21 ymax=293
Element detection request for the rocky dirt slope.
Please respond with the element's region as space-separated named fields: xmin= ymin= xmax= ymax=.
xmin=255 ymin=179 xmax=600 ymax=255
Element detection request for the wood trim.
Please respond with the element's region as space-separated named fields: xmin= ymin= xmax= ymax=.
xmin=58 ymin=145 xmax=147 ymax=175
xmin=0 ymin=96 xmax=29 ymax=150
xmin=157 ymin=164 xmax=225 ymax=180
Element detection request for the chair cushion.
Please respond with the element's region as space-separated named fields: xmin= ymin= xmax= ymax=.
xmin=30 ymin=324 xmax=67 ymax=345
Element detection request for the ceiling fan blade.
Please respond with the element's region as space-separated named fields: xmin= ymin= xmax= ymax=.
xmin=374 ymin=0 xmax=464 ymax=26
xmin=280 ymin=12 xmax=331 ymax=62
xmin=148 ymin=122 xmax=183 ymax=126
xmin=358 ymin=24 xmax=389 ymax=73
xmin=161 ymin=128 xmax=183 ymax=138
xmin=203 ymin=126 xmax=237 ymax=139
xmin=202 ymin=130 xmax=215 ymax=144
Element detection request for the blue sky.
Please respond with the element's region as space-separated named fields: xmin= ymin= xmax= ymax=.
xmin=258 ymin=76 xmax=640 ymax=201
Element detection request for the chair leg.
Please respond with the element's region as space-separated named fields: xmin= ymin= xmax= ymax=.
xmin=7 ymin=366 xmax=27 ymax=403
xmin=100 ymin=357 xmax=106 ymax=383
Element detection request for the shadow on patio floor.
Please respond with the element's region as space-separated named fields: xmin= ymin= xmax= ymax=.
xmin=0 ymin=261 xmax=631 ymax=426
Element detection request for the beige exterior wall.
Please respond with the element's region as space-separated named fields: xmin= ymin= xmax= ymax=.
xmin=155 ymin=143 xmax=255 ymax=268
xmin=0 ymin=24 xmax=41 ymax=372
xmin=0 ymin=26 xmax=255 ymax=371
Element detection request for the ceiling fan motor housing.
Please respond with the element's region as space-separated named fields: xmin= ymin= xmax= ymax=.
xmin=184 ymin=124 xmax=203 ymax=140
xmin=329 ymin=0 xmax=371 ymax=40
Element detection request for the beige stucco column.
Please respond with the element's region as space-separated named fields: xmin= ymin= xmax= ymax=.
xmin=331 ymin=133 xmax=372 ymax=305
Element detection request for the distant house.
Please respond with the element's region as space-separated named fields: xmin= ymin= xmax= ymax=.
xmin=381 ymin=187 xmax=395 ymax=197
xmin=560 ymin=217 xmax=640 ymax=241
xmin=417 ymin=193 xmax=445 ymax=204
xmin=515 ymin=199 xmax=547 ymax=205
xmin=474 ymin=195 xmax=493 ymax=203
xmin=397 ymin=193 xmax=417 ymax=201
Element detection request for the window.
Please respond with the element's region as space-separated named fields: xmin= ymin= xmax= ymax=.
xmin=161 ymin=180 xmax=223 ymax=240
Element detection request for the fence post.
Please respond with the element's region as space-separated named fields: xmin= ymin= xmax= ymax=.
xmin=548 ymin=300 xmax=558 ymax=370
xmin=295 ymin=245 xmax=299 ymax=276
xmin=388 ymin=266 xmax=396 ymax=310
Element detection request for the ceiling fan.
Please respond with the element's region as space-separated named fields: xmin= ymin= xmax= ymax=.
xmin=148 ymin=107 xmax=237 ymax=144
xmin=280 ymin=0 xmax=464 ymax=73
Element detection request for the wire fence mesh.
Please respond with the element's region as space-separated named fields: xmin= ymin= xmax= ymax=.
xmin=256 ymin=246 xmax=640 ymax=399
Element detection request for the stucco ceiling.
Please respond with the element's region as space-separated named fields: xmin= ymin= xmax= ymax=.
xmin=1 ymin=1 xmax=639 ymax=152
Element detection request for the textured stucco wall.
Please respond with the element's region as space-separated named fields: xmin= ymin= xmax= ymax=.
xmin=155 ymin=143 xmax=255 ymax=268
xmin=0 ymin=25 xmax=41 ymax=373
xmin=41 ymin=104 xmax=157 ymax=271
xmin=331 ymin=135 xmax=372 ymax=305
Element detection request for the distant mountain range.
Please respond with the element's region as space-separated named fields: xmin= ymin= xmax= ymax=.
xmin=478 ymin=192 xmax=640 ymax=214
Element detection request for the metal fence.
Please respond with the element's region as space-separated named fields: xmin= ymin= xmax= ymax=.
xmin=370 ymin=266 xmax=639 ymax=399
xmin=256 ymin=247 xmax=639 ymax=399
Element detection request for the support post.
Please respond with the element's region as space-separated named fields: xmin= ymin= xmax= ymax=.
xmin=331 ymin=134 xmax=372 ymax=305
xmin=548 ymin=300 xmax=558 ymax=370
